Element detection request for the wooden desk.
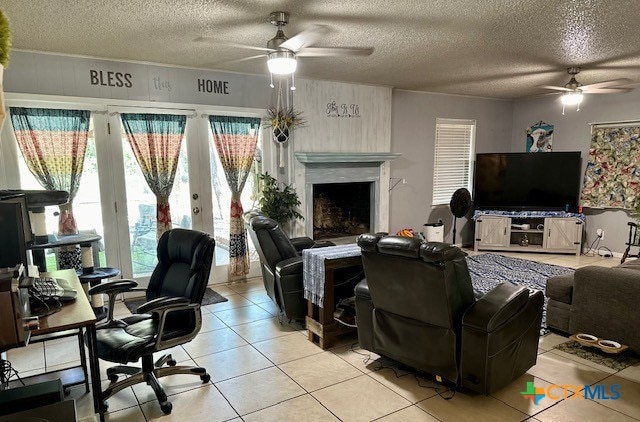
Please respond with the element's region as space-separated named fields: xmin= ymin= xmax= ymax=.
xmin=29 ymin=270 xmax=103 ymax=421
xmin=306 ymin=255 xmax=362 ymax=349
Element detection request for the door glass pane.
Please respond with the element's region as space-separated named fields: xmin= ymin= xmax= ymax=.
xmin=17 ymin=118 xmax=105 ymax=269
xmin=121 ymin=123 xmax=191 ymax=277
xmin=208 ymin=127 xmax=261 ymax=267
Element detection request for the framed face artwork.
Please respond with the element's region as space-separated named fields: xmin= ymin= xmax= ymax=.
xmin=526 ymin=121 xmax=554 ymax=152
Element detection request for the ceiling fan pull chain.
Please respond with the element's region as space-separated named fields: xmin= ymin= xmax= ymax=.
xmin=290 ymin=73 xmax=296 ymax=91
xmin=270 ymin=72 xmax=274 ymax=89
xmin=562 ymin=103 xmax=566 ymax=116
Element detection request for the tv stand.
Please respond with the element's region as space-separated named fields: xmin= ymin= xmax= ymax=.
xmin=473 ymin=210 xmax=584 ymax=256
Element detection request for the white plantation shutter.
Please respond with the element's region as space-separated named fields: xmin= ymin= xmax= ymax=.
xmin=432 ymin=118 xmax=476 ymax=205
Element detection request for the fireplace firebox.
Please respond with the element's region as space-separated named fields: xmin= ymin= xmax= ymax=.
xmin=312 ymin=182 xmax=372 ymax=239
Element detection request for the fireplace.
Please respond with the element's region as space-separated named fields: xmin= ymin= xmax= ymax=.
xmin=313 ymin=182 xmax=372 ymax=239
xmin=295 ymin=152 xmax=401 ymax=240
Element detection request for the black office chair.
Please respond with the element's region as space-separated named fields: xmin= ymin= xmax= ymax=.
xmin=89 ymin=229 xmax=215 ymax=414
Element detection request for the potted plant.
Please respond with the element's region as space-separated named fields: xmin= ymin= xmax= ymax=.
xmin=0 ymin=10 xmax=11 ymax=129
xmin=257 ymin=172 xmax=303 ymax=226
xmin=264 ymin=106 xmax=306 ymax=143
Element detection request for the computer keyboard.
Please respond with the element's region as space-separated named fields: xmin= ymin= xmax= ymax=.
xmin=31 ymin=277 xmax=77 ymax=302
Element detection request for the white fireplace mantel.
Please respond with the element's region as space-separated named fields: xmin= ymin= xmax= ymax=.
xmin=295 ymin=152 xmax=401 ymax=164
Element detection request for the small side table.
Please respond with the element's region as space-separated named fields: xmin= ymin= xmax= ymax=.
xmin=77 ymin=267 xmax=121 ymax=320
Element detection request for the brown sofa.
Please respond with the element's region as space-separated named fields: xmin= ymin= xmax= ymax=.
xmin=546 ymin=258 xmax=640 ymax=352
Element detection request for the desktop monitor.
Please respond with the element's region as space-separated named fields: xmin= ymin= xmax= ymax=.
xmin=0 ymin=194 xmax=34 ymax=269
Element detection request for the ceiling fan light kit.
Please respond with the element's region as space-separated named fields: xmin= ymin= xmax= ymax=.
xmin=267 ymin=50 xmax=297 ymax=75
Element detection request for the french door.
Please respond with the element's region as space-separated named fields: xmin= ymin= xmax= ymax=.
xmin=106 ymin=107 xmax=263 ymax=285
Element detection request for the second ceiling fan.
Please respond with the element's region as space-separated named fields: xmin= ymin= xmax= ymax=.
xmin=197 ymin=11 xmax=374 ymax=89
xmin=540 ymin=67 xmax=633 ymax=113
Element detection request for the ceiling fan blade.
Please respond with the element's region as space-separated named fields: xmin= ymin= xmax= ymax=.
xmin=194 ymin=37 xmax=274 ymax=52
xmin=203 ymin=54 xmax=264 ymax=68
xmin=538 ymin=85 xmax=573 ymax=92
xmin=279 ymin=25 xmax=330 ymax=51
xmin=580 ymin=78 xmax=632 ymax=91
xmin=587 ymin=88 xmax=634 ymax=94
xmin=297 ymin=47 xmax=374 ymax=57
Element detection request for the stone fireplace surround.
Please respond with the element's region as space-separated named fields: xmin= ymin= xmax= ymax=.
xmin=294 ymin=152 xmax=401 ymax=240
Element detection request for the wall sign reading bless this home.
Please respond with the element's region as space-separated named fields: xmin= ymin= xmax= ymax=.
xmin=4 ymin=51 xmax=270 ymax=108
xmin=326 ymin=100 xmax=361 ymax=118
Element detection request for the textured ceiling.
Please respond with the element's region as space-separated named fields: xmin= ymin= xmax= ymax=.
xmin=2 ymin=0 xmax=640 ymax=99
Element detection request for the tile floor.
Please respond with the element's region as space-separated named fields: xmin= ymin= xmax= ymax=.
xmin=6 ymin=252 xmax=640 ymax=421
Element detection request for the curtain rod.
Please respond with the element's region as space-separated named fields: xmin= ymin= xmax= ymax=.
xmin=589 ymin=119 xmax=640 ymax=126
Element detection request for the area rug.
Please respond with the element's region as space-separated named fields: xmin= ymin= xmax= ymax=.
xmin=124 ymin=287 xmax=228 ymax=313
xmin=554 ymin=340 xmax=640 ymax=371
xmin=466 ymin=254 xmax=574 ymax=335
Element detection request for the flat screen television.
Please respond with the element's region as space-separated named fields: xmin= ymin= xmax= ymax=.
xmin=473 ymin=152 xmax=582 ymax=211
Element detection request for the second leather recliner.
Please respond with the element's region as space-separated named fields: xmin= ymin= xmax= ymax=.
xmin=355 ymin=234 xmax=544 ymax=394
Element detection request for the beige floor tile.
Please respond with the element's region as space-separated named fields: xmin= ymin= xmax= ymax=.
xmin=105 ymin=406 xmax=147 ymax=421
xmin=71 ymin=380 xmax=139 ymax=417
xmin=375 ymin=405 xmax=439 ymax=421
xmin=331 ymin=344 xmax=386 ymax=373
xmin=367 ymin=369 xmax=439 ymax=404
xmin=538 ymin=333 xmax=569 ymax=351
xmin=535 ymin=397 xmax=636 ymax=422
xmin=140 ymin=384 xmax=238 ymax=422
xmin=131 ymin=359 xmax=210 ymax=403
xmin=492 ymin=373 xmax=569 ymax=416
xmin=193 ymin=344 xmax=273 ymax=383
xmin=544 ymin=255 xmax=600 ymax=269
xmin=160 ymin=345 xmax=192 ymax=363
xmin=548 ymin=349 xmax=618 ymax=374
xmin=213 ymin=303 xmax=274 ymax=326
xmin=226 ymin=279 xmax=264 ymax=294
xmin=527 ymin=352 xmax=610 ymax=386
xmin=592 ymin=375 xmax=640 ymax=419
xmin=182 ymin=326 xmax=247 ymax=358
xmin=6 ymin=342 xmax=45 ymax=372
xmin=216 ymin=366 xmax=306 ymax=415
xmin=44 ymin=340 xmax=82 ymax=367
xmin=279 ymin=351 xmax=363 ymax=391
xmin=257 ymin=300 xmax=281 ymax=316
xmin=243 ymin=394 xmax=339 ymax=422
xmin=253 ymin=331 xmax=324 ymax=364
xmin=417 ymin=391 xmax=528 ymax=422
xmin=208 ymin=284 xmax=237 ymax=297
xmin=312 ymin=375 xmax=411 ymax=422
xmin=616 ymin=363 xmax=640 ymax=385
xmin=199 ymin=311 xmax=227 ymax=333
xmin=588 ymin=257 xmax=623 ymax=268
xmin=203 ymin=293 xmax=253 ymax=313
xmin=240 ymin=289 xmax=273 ymax=304
xmin=230 ymin=317 xmax=298 ymax=343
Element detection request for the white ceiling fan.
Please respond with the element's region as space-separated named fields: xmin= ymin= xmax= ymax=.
xmin=539 ymin=67 xmax=633 ymax=113
xmin=196 ymin=11 xmax=374 ymax=90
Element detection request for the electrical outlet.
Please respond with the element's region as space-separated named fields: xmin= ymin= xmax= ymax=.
xmin=596 ymin=228 xmax=605 ymax=240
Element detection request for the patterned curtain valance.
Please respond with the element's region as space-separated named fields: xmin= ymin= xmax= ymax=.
xmin=580 ymin=126 xmax=640 ymax=209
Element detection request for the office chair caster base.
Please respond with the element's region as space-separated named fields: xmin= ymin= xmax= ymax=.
xmin=167 ymin=359 xmax=177 ymax=367
xmin=200 ymin=373 xmax=211 ymax=383
xmin=108 ymin=374 xmax=119 ymax=383
xmin=160 ymin=401 xmax=173 ymax=414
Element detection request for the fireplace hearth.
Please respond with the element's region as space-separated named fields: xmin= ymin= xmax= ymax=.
xmin=313 ymin=182 xmax=371 ymax=239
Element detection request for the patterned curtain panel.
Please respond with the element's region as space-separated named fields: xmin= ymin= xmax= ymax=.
xmin=121 ymin=113 xmax=186 ymax=240
xmin=581 ymin=126 xmax=640 ymax=209
xmin=9 ymin=107 xmax=91 ymax=235
xmin=209 ymin=115 xmax=261 ymax=277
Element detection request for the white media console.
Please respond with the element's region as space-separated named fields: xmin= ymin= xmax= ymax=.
xmin=473 ymin=211 xmax=584 ymax=256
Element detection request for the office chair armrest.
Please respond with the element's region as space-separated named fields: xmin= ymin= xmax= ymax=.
xmin=136 ymin=296 xmax=191 ymax=314
xmin=139 ymin=298 xmax=201 ymax=350
xmin=89 ymin=279 xmax=138 ymax=295
xmin=463 ymin=284 xmax=530 ymax=332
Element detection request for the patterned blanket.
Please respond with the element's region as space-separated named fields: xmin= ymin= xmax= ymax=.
xmin=466 ymin=253 xmax=574 ymax=335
